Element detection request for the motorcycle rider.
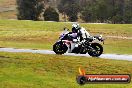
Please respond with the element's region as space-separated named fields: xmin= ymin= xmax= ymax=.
xmin=69 ymin=23 xmax=90 ymax=53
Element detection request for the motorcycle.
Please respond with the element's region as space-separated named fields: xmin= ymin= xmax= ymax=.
xmin=53 ymin=28 xmax=105 ymax=57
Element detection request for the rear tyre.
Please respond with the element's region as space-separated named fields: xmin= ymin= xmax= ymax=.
xmin=53 ymin=42 xmax=68 ymax=54
xmin=88 ymin=43 xmax=103 ymax=57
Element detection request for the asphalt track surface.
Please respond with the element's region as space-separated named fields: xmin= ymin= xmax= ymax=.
xmin=0 ymin=48 xmax=132 ymax=61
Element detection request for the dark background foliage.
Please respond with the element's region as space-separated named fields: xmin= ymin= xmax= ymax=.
xmin=17 ymin=0 xmax=132 ymax=23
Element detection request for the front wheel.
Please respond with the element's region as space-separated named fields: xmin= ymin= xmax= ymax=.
xmin=88 ymin=43 xmax=103 ymax=57
xmin=53 ymin=41 xmax=68 ymax=54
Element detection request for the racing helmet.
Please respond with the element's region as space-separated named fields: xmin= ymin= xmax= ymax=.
xmin=72 ymin=24 xmax=80 ymax=33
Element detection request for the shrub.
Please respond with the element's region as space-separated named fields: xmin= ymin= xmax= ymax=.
xmin=43 ymin=7 xmax=59 ymax=21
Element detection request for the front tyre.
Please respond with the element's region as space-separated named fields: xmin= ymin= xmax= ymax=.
xmin=88 ymin=43 xmax=103 ymax=57
xmin=53 ymin=41 xmax=68 ymax=54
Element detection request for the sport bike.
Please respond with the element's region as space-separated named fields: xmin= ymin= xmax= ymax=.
xmin=53 ymin=28 xmax=104 ymax=57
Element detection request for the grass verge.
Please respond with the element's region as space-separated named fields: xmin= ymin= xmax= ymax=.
xmin=0 ymin=52 xmax=132 ymax=88
xmin=0 ymin=19 xmax=132 ymax=54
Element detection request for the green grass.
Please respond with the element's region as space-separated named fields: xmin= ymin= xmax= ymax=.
xmin=103 ymin=39 xmax=132 ymax=54
xmin=0 ymin=20 xmax=132 ymax=33
xmin=0 ymin=52 xmax=132 ymax=88
xmin=0 ymin=19 xmax=132 ymax=54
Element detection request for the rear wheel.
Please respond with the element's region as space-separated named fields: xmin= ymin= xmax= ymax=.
xmin=88 ymin=43 xmax=103 ymax=57
xmin=53 ymin=42 xmax=68 ymax=54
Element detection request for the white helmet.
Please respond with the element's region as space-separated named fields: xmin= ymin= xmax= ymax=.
xmin=72 ymin=24 xmax=80 ymax=29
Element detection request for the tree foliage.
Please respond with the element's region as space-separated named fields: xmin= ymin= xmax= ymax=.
xmin=80 ymin=1 xmax=97 ymax=22
xmin=17 ymin=0 xmax=44 ymax=20
xmin=58 ymin=0 xmax=80 ymax=22
xmin=43 ymin=7 xmax=59 ymax=21
xmin=80 ymin=0 xmax=132 ymax=23
xmin=16 ymin=0 xmax=132 ymax=23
